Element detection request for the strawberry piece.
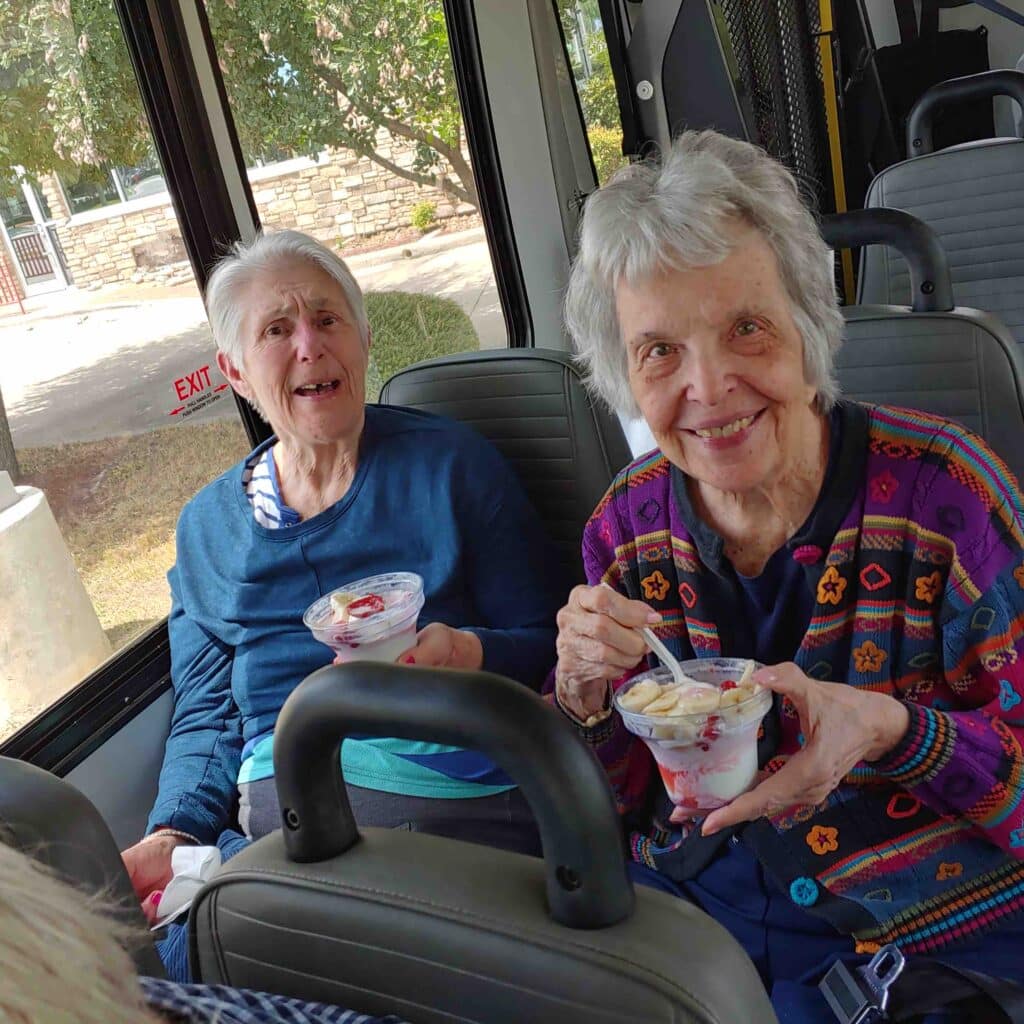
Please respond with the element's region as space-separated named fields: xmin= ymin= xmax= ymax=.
xmin=721 ymin=680 xmax=738 ymax=691
xmin=700 ymin=714 xmax=721 ymax=742
xmin=346 ymin=593 xmax=386 ymax=619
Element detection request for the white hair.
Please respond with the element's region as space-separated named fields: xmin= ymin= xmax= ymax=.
xmin=0 ymin=841 xmax=158 ymax=1023
xmin=205 ymin=228 xmax=370 ymax=366
xmin=565 ymin=130 xmax=844 ymax=417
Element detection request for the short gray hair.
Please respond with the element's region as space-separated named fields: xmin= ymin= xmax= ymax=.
xmin=205 ymin=229 xmax=370 ymax=365
xmin=565 ymin=130 xmax=843 ymax=417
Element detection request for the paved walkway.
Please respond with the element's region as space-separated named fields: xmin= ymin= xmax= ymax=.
xmin=0 ymin=228 xmax=501 ymax=447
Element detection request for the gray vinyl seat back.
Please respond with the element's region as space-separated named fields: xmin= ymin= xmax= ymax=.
xmin=379 ymin=348 xmax=632 ymax=584
xmin=823 ymin=207 xmax=1024 ymax=484
xmin=860 ymin=70 xmax=1024 ymax=351
xmin=838 ymin=306 xmax=1024 ymax=482
xmin=860 ymin=138 xmax=1024 ymax=350
xmin=191 ymin=662 xmax=777 ymax=1023
xmin=0 ymin=755 xmax=164 ymax=976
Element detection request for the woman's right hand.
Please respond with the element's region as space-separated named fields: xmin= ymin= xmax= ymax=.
xmin=555 ymin=584 xmax=659 ymax=721
xmin=121 ymin=834 xmax=190 ymax=924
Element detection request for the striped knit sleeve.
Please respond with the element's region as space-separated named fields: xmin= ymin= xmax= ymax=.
xmin=571 ymin=496 xmax=654 ymax=816
xmin=872 ymin=527 xmax=1024 ymax=856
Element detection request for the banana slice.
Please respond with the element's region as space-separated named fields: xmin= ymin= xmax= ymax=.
xmin=737 ymin=659 xmax=756 ymax=687
xmin=720 ymin=687 xmax=751 ymax=707
xmin=618 ymin=678 xmax=662 ymax=712
xmin=329 ymin=591 xmax=357 ymax=622
xmin=643 ymin=687 xmax=686 ymax=715
xmin=676 ymin=686 xmax=722 ymax=714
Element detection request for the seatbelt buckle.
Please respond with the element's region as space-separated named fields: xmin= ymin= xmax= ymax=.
xmin=820 ymin=944 xmax=906 ymax=1024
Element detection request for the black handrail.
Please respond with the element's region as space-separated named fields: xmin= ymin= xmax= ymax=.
xmin=273 ymin=662 xmax=635 ymax=930
xmin=908 ymin=69 xmax=1024 ymax=155
xmin=820 ymin=208 xmax=954 ymax=313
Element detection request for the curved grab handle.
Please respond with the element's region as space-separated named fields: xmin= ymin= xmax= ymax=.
xmin=908 ymin=69 xmax=1024 ymax=155
xmin=820 ymin=208 xmax=953 ymax=313
xmin=273 ymin=662 xmax=635 ymax=930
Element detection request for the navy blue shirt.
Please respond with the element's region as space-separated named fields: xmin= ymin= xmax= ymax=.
xmin=731 ymin=409 xmax=843 ymax=665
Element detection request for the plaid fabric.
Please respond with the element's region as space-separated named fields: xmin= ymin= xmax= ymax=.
xmin=140 ymin=977 xmax=408 ymax=1024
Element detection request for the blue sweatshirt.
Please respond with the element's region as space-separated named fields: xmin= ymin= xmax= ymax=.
xmin=147 ymin=405 xmax=564 ymax=843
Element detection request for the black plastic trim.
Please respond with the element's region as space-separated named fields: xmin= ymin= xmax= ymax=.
xmin=548 ymin=0 xmax=600 ymax=191
xmin=114 ymin=0 xmax=269 ymax=447
xmin=0 ymin=623 xmax=171 ymax=776
xmin=598 ymin=0 xmax=644 ymax=157
xmin=443 ymin=0 xmax=533 ymax=348
xmin=4 ymin=0 xmax=267 ymax=773
xmin=275 ymin=662 xmax=634 ymax=928
xmin=821 ymin=208 xmax=954 ymax=314
xmin=908 ymin=69 xmax=1024 ymax=155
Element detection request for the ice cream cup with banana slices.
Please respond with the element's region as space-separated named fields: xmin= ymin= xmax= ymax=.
xmin=613 ymin=657 xmax=771 ymax=818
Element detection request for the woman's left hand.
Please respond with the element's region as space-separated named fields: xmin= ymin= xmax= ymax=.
xmin=701 ymin=662 xmax=910 ymax=835
xmin=396 ymin=622 xmax=484 ymax=671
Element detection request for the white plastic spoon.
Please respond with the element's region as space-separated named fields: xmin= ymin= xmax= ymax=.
xmin=640 ymin=627 xmax=711 ymax=689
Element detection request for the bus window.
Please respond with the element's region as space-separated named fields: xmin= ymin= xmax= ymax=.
xmin=558 ymin=0 xmax=628 ymax=183
xmin=0 ymin=2 xmax=251 ymax=742
xmin=203 ymin=0 xmax=504 ymax=397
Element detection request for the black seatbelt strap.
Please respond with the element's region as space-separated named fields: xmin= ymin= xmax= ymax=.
xmin=890 ymin=961 xmax=1024 ymax=1023
xmin=894 ymin=0 xmax=919 ymax=42
xmin=919 ymin=0 xmax=941 ymax=37
xmin=821 ymin=944 xmax=1024 ymax=1024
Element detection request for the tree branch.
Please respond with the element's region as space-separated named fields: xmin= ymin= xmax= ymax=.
xmin=348 ymin=139 xmax=471 ymax=207
xmin=313 ymin=64 xmax=476 ymax=207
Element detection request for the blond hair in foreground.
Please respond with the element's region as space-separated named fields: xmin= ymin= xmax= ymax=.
xmin=0 ymin=841 xmax=157 ymax=1023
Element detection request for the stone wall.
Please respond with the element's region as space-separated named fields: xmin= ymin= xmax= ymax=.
xmin=46 ymin=132 xmax=474 ymax=290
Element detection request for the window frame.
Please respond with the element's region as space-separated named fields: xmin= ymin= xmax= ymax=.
xmin=1 ymin=0 xmax=262 ymax=773
xmin=2 ymin=0 xmax=535 ymax=773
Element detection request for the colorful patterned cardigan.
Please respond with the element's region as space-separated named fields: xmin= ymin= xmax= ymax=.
xmin=569 ymin=401 xmax=1024 ymax=955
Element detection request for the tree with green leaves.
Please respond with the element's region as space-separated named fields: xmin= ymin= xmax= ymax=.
xmin=0 ymin=0 xmax=477 ymax=207
xmin=0 ymin=0 xmax=479 ymax=474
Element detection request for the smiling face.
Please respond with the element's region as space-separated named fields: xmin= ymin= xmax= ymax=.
xmin=217 ymin=258 xmax=369 ymax=449
xmin=617 ymin=222 xmax=819 ymax=497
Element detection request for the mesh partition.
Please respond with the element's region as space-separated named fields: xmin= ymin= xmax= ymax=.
xmin=713 ymin=0 xmax=834 ymax=213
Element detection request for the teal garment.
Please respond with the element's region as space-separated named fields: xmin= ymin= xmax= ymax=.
xmin=237 ymin=734 xmax=515 ymax=798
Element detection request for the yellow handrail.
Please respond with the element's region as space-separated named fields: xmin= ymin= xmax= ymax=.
xmin=817 ymin=0 xmax=856 ymax=304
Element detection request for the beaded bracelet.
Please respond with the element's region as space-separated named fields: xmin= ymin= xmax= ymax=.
xmin=142 ymin=827 xmax=200 ymax=846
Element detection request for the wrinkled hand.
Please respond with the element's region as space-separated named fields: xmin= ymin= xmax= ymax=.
xmin=121 ymin=834 xmax=190 ymax=925
xmin=555 ymin=584 xmax=659 ymax=721
xmin=701 ymin=663 xmax=910 ymax=835
xmin=395 ymin=622 xmax=484 ymax=671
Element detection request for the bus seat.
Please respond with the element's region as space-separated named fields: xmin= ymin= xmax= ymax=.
xmin=190 ymin=662 xmax=778 ymax=1023
xmin=823 ymin=209 xmax=1024 ymax=484
xmin=379 ymin=348 xmax=632 ymax=584
xmin=859 ymin=71 xmax=1024 ymax=353
xmin=0 ymin=755 xmax=164 ymax=977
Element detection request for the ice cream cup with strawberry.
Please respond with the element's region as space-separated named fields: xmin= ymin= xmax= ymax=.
xmin=613 ymin=657 xmax=771 ymax=819
xmin=303 ymin=572 xmax=425 ymax=662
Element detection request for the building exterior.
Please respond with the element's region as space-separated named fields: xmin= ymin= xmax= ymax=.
xmin=4 ymin=131 xmax=472 ymax=294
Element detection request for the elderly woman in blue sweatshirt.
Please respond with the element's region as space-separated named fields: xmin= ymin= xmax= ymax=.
xmin=120 ymin=229 xmax=563 ymax=925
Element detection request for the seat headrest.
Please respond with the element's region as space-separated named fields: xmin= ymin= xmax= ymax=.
xmin=0 ymin=756 xmax=164 ymax=975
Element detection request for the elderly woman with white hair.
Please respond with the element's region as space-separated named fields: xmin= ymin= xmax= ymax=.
xmin=118 ymin=230 xmax=564 ymax=959
xmin=554 ymin=131 xmax=1024 ymax=1019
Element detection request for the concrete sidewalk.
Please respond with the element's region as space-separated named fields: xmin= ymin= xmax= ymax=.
xmin=0 ymin=227 xmax=502 ymax=447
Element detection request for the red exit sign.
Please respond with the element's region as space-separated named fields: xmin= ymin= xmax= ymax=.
xmin=170 ymin=364 xmax=230 ymax=417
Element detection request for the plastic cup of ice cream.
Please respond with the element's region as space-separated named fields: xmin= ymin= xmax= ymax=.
xmin=613 ymin=657 xmax=771 ymax=818
xmin=303 ymin=571 xmax=425 ymax=663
